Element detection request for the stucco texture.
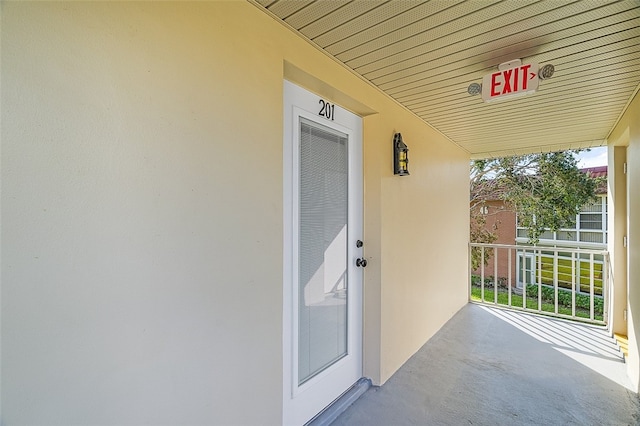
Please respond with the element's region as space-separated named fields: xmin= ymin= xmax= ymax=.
xmin=609 ymin=90 xmax=640 ymax=392
xmin=1 ymin=1 xmax=470 ymax=424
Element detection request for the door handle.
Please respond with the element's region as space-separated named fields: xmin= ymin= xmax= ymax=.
xmin=356 ymin=258 xmax=367 ymax=268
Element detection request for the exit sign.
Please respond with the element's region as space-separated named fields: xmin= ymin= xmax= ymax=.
xmin=481 ymin=62 xmax=539 ymax=102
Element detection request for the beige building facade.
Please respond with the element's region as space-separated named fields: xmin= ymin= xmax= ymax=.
xmin=1 ymin=2 xmax=469 ymax=424
xmin=1 ymin=2 xmax=638 ymax=425
xmin=608 ymin=92 xmax=640 ymax=393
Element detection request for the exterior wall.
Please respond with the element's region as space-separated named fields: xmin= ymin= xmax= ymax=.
xmin=608 ymin=147 xmax=627 ymax=337
xmin=371 ymin=109 xmax=470 ymax=383
xmin=474 ymin=193 xmax=608 ymax=286
xmin=472 ymin=200 xmax=517 ymax=281
xmin=2 ymin=3 xmax=285 ymax=424
xmin=608 ymin=90 xmax=640 ymax=393
xmin=1 ymin=2 xmax=470 ymax=424
xmin=484 ymin=200 xmax=517 ymax=247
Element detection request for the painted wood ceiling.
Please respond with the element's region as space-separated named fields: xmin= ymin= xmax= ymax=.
xmin=253 ymin=0 xmax=640 ymax=158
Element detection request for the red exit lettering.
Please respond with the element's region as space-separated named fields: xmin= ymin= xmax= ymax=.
xmin=481 ymin=62 xmax=539 ymax=102
xmin=490 ymin=64 xmax=533 ymax=97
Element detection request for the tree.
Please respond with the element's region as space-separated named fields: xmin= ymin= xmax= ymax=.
xmin=470 ymin=151 xmax=602 ymax=269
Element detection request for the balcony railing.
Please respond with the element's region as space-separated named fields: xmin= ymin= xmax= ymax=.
xmin=469 ymin=243 xmax=609 ymax=325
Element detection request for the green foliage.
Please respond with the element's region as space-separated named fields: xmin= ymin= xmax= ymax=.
xmin=470 ymin=243 xmax=496 ymax=272
xmin=525 ymin=284 xmax=603 ymax=314
xmin=470 ymin=274 xmax=506 ymax=287
xmin=469 ymin=282 xmax=604 ymax=322
xmin=470 ymin=150 xmax=602 ymax=244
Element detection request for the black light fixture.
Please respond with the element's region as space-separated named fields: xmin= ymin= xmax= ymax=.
xmin=393 ymin=133 xmax=409 ymax=176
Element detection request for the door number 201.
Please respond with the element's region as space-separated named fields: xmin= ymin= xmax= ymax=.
xmin=318 ymin=99 xmax=335 ymax=121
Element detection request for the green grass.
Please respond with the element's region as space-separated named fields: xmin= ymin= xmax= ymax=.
xmin=470 ymin=285 xmax=603 ymax=322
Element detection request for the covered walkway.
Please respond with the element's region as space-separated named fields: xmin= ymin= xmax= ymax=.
xmin=333 ymin=304 xmax=640 ymax=425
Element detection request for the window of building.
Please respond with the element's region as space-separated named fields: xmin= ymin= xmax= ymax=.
xmin=516 ymin=196 xmax=607 ymax=247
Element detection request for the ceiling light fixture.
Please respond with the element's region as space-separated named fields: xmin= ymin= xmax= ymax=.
xmin=467 ymin=82 xmax=482 ymax=95
xmin=538 ymin=64 xmax=555 ymax=80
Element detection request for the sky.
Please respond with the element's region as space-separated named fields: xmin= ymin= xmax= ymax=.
xmin=575 ymin=146 xmax=608 ymax=169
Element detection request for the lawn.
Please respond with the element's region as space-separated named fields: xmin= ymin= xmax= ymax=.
xmin=470 ymin=285 xmax=603 ymax=322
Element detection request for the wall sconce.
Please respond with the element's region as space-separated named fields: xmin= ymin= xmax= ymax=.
xmin=393 ymin=133 xmax=409 ymax=176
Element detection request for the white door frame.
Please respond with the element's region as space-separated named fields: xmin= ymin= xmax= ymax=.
xmin=282 ymin=80 xmax=363 ymax=425
xmin=516 ymin=251 xmax=536 ymax=288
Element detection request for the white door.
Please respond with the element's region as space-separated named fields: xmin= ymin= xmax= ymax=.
xmin=283 ymin=81 xmax=364 ymax=425
xmin=517 ymin=252 xmax=536 ymax=288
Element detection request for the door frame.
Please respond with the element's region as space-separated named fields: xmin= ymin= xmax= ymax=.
xmin=516 ymin=251 xmax=536 ymax=288
xmin=282 ymin=80 xmax=363 ymax=425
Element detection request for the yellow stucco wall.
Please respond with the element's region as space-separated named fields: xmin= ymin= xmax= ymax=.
xmin=1 ymin=1 xmax=469 ymax=423
xmin=608 ymin=145 xmax=627 ymax=338
xmin=608 ymin=90 xmax=640 ymax=392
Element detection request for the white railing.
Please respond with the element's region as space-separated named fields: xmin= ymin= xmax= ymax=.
xmin=469 ymin=243 xmax=609 ymax=325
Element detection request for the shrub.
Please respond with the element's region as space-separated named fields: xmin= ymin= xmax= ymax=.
xmin=471 ymin=274 xmax=510 ymax=289
xmin=526 ymin=284 xmax=603 ymax=314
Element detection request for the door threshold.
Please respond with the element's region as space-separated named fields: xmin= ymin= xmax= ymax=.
xmin=306 ymin=378 xmax=372 ymax=426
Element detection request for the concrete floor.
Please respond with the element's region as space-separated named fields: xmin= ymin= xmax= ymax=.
xmin=332 ymin=304 xmax=640 ymax=426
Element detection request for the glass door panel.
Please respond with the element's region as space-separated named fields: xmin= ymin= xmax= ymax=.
xmin=298 ymin=118 xmax=348 ymax=385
